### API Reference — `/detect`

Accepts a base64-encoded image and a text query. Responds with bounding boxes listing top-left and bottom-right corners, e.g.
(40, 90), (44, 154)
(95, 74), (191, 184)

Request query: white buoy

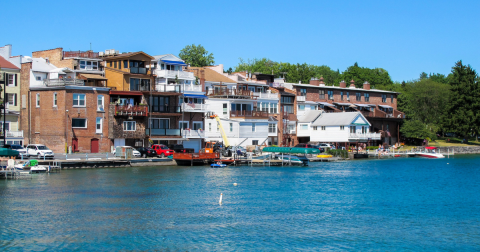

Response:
(233, 183), (237, 186)
(219, 193), (223, 205)
(447, 163), (449, 164)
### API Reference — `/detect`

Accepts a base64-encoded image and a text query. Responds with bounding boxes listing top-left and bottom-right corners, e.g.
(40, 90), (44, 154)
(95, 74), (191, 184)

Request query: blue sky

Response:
(3, 0), (479, 82)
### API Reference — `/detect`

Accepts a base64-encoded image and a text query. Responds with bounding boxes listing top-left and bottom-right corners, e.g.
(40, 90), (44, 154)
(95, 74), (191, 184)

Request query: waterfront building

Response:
(20, 48), (110, 153)
(0, 45), (23, 146)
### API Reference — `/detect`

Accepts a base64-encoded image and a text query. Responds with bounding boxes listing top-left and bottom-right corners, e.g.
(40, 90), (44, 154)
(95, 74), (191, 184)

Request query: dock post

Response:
(86, 153), (88, 161)
(106, 152), (108, 159)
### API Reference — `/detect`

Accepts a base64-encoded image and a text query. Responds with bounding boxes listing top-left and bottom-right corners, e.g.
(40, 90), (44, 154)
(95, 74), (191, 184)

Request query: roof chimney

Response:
(349, 79), (355, 88)
(363, 81), (370, 90)
(309, 77), (319, 86)
(319, 76), (325, 86)
(339, 80), (346, 88)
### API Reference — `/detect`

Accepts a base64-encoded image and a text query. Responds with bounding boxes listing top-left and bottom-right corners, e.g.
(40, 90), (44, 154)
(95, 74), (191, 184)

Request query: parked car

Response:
(26, 144), (54, 158)
(295, 143), (317, 148)
(151, 144), (174, 158)
(318, 143), (335, 149)
(4, 144), (29, 157)
(168, 144), (195, 153)
(136, 147), (157, 158)
(112, 146), (141, 157)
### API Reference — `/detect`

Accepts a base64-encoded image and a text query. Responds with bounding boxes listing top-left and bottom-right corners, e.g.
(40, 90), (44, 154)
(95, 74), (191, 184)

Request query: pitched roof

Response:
(297, 110), (323, 123)
(31, 58), (57, 72)
(188, 67), (237, 83)
(103, 51), (154, 60)
(0, 55), (19, 70)
(152, 54), (183, 62)
(311, 112), (370, 126)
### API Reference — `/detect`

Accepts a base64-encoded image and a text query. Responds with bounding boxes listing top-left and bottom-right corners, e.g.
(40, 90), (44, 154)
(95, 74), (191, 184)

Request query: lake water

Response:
(1, 155), (480, 251)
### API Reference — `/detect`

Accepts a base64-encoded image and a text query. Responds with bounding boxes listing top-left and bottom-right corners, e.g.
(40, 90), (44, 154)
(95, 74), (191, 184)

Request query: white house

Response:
(310, 112), (381, 144)
(296, 110), (323, 143)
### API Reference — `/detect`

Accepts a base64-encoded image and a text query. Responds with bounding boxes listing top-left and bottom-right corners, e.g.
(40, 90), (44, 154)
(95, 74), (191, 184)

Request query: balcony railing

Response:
(146, 128), (181, 136)
(130, 67), (147, 74)
(151, 106), (181, 113)
(184, 85), (202, 92)
(182, 129), (206, 138)
(230, 110), (269, 119)
(44, 79), (85, 87)
(63, 50), (99, 58)
(349, 133), (381, 140)
(0, 130), (24, 138)
(155, 69), (194, 79)
(115, 105), (148, 116)
(181, 103), (209, 112)
(207, 89), (252, 97)
(269, 82), (294, 89)
(155, 84), (182, 93)
(252, 92), (279, 99)
(297, 96), (306, 102)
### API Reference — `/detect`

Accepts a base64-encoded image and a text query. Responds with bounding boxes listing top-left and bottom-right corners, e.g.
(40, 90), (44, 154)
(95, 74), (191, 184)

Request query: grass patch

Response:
(429, 137), (480, 147)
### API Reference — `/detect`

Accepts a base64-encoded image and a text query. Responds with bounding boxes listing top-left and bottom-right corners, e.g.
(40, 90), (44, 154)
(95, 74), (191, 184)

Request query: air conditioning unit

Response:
(99, 51), (104, 56)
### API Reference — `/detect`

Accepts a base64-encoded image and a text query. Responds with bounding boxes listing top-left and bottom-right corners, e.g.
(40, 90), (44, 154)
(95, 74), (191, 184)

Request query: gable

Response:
(158, 54), (183, 62)
(352, 114), (370, 126)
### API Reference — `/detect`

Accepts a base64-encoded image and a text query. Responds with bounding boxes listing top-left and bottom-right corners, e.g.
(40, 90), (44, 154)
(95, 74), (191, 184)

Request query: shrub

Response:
(366, 146), (379, 150)
(327, 149), (348, 158)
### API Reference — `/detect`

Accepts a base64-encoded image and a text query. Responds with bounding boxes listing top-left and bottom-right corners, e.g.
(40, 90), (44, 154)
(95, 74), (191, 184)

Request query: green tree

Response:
(400, 120), (437, 140)
(443, 61), (480, 142)
(179, 44), (214, 67)
(336, 63), (393, 88)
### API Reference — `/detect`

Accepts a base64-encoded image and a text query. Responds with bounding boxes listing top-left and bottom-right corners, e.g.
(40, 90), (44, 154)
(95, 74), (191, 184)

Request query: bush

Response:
(366, 146), (379, 150)
(327, 149), (348, 158)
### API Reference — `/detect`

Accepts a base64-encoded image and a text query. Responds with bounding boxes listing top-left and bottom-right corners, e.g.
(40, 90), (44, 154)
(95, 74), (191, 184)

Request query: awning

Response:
(319, 102), (335, 107)
(162, 60), (187, 66)
(355, 104), (371, 107)
(182, 94), (207, 98)
(379, 105), (393, 109)
(150, 138), (188, 141)
(425, 146), (437, 150)
(334, 102), (354, 106)
(298, 101), (318, 105)
(80, 74), (108, 80)
(262, 147), (320, 154)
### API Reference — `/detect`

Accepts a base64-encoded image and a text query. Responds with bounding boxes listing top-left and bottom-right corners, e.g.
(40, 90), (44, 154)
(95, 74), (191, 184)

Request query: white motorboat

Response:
(14, 160), (48, 173)
(416, 147), (445, 158)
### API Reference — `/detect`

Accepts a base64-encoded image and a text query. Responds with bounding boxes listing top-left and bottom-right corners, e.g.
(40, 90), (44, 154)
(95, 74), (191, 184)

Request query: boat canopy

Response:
(425, 147), (437, 150)
(262, 147), (320, 154)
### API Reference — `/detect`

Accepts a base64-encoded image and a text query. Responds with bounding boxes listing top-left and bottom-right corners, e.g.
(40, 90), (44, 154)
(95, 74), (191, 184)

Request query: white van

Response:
(26, 144), (54, 158)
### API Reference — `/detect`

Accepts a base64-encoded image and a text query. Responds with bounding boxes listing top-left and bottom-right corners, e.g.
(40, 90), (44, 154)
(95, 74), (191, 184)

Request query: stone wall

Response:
(434, 146), (480, 154)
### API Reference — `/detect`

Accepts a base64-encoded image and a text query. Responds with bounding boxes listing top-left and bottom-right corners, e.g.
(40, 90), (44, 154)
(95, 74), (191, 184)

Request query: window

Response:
(209, 122), (212, 131)
(350, 126), (356, 134)
(321, 126), (326, 130)
(252, 123), (256, 132)
(356, 92), (361, 101)
(124, 60), (128, 68)
(73, 94), (86, 107)
(179, 121), (188, 129)
(151, 96), (170, 112)
(96, 117), (102, 133)
(93, 62), (98, 70)
(364, 93), (370, 102)
(300, 88), (307, 96)
(281, 96), (294, 104)
(123, 121), (136, 131)
(327, 90), (333, 100)
(391, 95), (394, 103)
(36, 93), (40, 107)
(269, 124), (276, 133)
(109, 61), (112, 67)
(223, 103), (227, 115)
(53, 92), (57, 107)
(362, 126), (366, 134)
(346, 92), (350, 101)
(341, 91), (343, 101)
(8, 74), (15, 86)
(97, 95), (104, 111)
(229, 123), (233, 132)
(313, 126), (318, 131)
(252, 140), (259, 145)
(114, 61), (117, 68)
(118, 61), (121, 69)
(72, 118), (87, 128)
(0, 122), (10, 132)
(7, 93), (16, 106)
(193, 122), (202, 130)
(270, 103), (277, 114)
(301, 124), (308, 130)
(319, 90), (325, 99)
(80, 60), (86, 69)
(382, 94), (387, 103)
(283, 105), (294, 114)
(299, 105), (305, 111)
(340, 126), (345, 130)
(36, 76), (41, 81)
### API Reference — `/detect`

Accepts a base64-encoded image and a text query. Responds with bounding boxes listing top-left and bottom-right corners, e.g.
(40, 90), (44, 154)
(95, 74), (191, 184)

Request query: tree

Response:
(442, 61), (480, 142)
(400, 120), (437, 140)
(179, 44), (214, 67)
(336, 63), (393, 88)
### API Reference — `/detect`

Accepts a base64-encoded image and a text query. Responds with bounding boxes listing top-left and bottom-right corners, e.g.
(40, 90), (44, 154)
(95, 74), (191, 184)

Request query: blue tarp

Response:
(162, 60), (187, 66)
(183, 94), (207, 98)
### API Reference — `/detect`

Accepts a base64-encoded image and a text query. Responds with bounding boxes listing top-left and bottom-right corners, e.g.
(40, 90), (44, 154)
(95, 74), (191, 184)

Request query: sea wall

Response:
(433, 146), (480, 155)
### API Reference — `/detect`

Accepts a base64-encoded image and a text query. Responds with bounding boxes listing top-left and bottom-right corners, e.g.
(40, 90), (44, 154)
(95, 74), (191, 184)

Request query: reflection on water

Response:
(1, 156), (480, 250)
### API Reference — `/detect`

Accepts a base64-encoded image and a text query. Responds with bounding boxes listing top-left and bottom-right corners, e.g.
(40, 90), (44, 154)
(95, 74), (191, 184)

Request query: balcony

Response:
(115, 105), (148, 117)
(63, 50), (99, 59)
(44, 79), (84, 87)
(146, 128), (181, 136)
(0, 130), (23, 138)
(181, 103), (209, 112)
(282, 112), (297, 121)
(252, 92), (279, 99)
(207, 89), (252, 98)
(230, 110), (269, 119)
(155, 84), (182, 93)
(182, 129), (206, 138)
(130, 67), (147, 74)
(184, 85), (202, 92)
(155, 69), (194, 79)
(349, 133), (381, 140)
(297, 96), (306, 102)
(151, 106), (181, 114)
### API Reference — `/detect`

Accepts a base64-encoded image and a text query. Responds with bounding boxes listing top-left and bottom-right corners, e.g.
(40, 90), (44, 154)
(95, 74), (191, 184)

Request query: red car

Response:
(151, 144), (173, 158)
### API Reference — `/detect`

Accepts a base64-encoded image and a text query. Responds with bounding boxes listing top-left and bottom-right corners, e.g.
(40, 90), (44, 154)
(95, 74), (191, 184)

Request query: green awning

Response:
(262, 147), (320, 154)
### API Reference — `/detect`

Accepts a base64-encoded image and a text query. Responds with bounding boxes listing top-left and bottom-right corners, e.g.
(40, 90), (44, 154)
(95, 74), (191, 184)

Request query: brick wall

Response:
(31, 48), (75, 69)
(20, 62), (32, 145)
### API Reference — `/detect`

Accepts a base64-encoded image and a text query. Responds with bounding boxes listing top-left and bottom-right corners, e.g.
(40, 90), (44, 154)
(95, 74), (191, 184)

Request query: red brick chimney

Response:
(363, 81), (370, 90)
(319, 76), (325, 86)
(309, 78), (320, 86)
(339, 80), (346, 88)
(349, 79), (355, 88)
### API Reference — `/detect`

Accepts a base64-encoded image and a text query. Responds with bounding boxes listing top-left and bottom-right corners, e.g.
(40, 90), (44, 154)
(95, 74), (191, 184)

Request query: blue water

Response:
(1, 156), (480, 251)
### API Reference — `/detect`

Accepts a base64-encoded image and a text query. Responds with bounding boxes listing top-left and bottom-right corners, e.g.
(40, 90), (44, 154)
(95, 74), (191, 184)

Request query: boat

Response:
(14, 160), (48, 173)
(416, 147), (445, 158)
(317, 154), (333, 158)
(211, 162), (227, 168)
(275, 154), (309, 166)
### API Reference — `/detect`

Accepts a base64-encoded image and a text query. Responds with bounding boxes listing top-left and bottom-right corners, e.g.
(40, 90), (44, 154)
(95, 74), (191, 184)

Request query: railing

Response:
(130, 67), (147, 74)
(207, 89), (252, 97)
(151, 106), (181, 113)
(63, 51), (99, 58)
(0, 130), (24, 138)
(155, 69), (194, 79)
(286, 129), (296, 134)
(155, 84), (182, 93)
(297, 96), (306, 102)
(269, 82), (293, 89)
(252, 92), (279, 99)
(349, 133), (381, 140)
(182, 129), (206, 138)
(131, 84), (151, 91)
(392, 109), (405, 119)
(115, 105), (148, 116)
(44, 79), (85, 87)
(181, 103), (209, 111)
(230, 110), (269, 119)
(360, 110), (375, 117)
(146, 128), (181, 136)
(184, 85), (202, 92)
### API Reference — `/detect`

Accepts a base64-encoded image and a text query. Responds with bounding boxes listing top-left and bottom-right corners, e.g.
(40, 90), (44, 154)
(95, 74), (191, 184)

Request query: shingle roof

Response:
(312, 112), (367, 126)
(0, 55), (19, 70)
(297, 110), (323, 123)
(103, 51), (154, 60)
(188, 67), (237, 83)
